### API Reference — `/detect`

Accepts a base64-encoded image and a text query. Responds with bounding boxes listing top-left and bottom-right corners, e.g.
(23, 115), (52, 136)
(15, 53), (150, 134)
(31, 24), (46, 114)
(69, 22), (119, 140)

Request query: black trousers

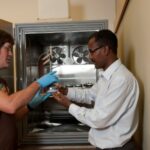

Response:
(96, 139), (136, 150)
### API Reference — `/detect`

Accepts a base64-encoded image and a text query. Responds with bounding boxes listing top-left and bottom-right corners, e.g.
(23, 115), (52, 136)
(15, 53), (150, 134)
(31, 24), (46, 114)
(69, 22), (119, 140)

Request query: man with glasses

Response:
(53, 29), (139, 150)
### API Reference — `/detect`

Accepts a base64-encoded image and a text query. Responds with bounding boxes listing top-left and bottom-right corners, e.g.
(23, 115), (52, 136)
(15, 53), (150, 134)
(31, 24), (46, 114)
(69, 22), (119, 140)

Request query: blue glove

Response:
(36, 71), (59, 88)
(27, 89), (52, 110)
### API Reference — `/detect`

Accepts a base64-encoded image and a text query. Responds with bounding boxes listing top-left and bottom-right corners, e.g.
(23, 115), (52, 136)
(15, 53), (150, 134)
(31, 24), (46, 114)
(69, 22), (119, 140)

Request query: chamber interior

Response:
(25, 31), (96, 134)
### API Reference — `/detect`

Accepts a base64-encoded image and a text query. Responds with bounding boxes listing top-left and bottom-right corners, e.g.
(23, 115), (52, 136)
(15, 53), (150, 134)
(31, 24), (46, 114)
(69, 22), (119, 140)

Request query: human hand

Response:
(27, 89), (51, 110)
(54, 83), (68, 95)
(52, 92), (71, 108)
(36, 71), (59, 88)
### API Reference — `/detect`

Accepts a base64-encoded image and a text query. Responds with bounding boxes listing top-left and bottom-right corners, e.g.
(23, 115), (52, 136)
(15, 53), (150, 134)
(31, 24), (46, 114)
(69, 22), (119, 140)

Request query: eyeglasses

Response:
(2, 45), (12, 52)
(88, 45), (104, 53)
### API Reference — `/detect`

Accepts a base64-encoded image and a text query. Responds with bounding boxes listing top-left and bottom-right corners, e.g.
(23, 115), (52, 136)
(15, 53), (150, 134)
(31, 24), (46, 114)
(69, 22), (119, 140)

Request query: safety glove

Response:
(27, 88), (51, 110)
(36, 71), (59, 88)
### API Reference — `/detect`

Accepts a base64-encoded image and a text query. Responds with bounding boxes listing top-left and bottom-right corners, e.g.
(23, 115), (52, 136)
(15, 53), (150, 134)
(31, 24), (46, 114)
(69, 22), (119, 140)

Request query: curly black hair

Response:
(89, 29), (118, 54)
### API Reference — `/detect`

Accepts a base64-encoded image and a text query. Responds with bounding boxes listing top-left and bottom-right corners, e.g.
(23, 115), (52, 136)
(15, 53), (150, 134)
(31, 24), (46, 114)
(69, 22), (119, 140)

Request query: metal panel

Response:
(15, 20), (108, 145)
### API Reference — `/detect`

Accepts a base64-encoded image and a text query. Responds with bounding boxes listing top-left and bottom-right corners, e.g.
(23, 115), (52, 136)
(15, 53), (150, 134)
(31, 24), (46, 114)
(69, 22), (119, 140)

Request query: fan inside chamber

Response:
(51, 46), (66, 65)
(72, 46), (90, 64)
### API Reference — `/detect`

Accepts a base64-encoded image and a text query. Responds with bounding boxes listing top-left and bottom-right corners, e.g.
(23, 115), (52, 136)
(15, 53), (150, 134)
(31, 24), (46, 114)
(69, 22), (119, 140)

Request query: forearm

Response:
(6, 82), (40, 113)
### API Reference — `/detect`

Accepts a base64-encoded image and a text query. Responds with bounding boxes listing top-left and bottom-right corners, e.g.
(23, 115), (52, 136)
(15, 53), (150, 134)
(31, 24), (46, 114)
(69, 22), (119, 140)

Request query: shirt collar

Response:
(100, 59), (121, 80)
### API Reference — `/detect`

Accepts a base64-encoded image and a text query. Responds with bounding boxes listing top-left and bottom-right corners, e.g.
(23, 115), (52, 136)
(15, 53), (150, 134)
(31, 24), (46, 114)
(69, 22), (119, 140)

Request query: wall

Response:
(116, 0), (150, 149)
(0, 0), (115, 30)
(69, 0), (115, 29)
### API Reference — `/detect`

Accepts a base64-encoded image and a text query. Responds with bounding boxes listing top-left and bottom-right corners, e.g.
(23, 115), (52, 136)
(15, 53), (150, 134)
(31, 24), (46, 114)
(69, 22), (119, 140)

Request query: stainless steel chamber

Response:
(15, 20), (108, 146)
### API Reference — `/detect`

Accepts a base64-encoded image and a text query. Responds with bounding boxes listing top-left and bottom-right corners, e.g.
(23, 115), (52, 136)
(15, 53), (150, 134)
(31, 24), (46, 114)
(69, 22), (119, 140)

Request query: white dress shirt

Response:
(67, 59), (139, 149)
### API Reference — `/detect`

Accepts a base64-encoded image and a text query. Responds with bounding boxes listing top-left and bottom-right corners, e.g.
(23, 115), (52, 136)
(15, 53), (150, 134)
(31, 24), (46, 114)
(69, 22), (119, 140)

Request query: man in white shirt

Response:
(53, 29), (139, 150)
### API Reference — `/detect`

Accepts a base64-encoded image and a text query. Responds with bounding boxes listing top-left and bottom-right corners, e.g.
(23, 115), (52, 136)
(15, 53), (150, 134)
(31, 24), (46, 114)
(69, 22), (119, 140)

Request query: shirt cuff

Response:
(67, 88), (75, 99)
(68, 103), (79, 116)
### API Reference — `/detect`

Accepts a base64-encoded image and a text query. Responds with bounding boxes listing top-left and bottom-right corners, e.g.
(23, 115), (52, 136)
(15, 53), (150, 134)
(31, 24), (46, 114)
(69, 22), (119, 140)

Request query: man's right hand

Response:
(54, 83), (68, 95)
(53, 92), (71, 108)
(36, 71), (59, 88)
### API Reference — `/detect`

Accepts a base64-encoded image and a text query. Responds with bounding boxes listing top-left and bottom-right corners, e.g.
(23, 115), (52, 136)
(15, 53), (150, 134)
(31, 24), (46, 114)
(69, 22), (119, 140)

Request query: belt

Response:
(96, 138), (136, 150)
